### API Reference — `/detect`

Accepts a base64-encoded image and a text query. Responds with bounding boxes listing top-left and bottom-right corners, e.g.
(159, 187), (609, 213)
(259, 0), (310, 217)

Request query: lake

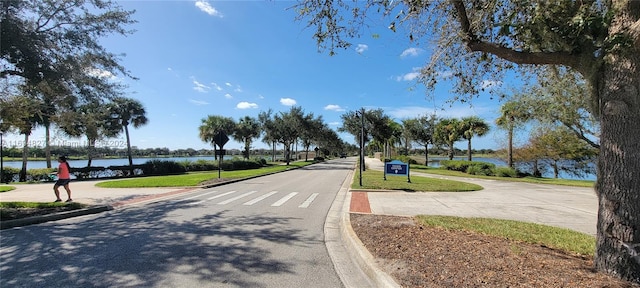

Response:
(2, 155), (596, 181)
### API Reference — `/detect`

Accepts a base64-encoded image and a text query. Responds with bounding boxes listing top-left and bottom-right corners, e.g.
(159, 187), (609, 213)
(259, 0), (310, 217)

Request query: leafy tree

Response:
(298, 113), (325, 161)
(198, 115), (236, 160)
(258, 109), (278, 162)
(434, 118), (463, 160)
(233, 116), (261, 159)
(271, 107), (303, 165)
(403, 115), (437, 165)
(460, 116), (490, 161)
(0, 95), (42, 181)
(106, 97), (148, 175)
(517, 69), (600, 149)
(528, 125), (598, 179)
(57, 100), (120, 167)
(295, 1), (640, 279)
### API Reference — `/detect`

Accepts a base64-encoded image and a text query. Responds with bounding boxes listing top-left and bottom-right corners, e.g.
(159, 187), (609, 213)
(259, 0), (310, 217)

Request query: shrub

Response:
(466, 165), (493, 176)
(494, 167), (518, 178)
(1, 167), (20, 183)
(70, 166), (108, 179)
(441, 160), (496, 174)
(142, 160), (187, 175)
(393, 155), (418, 165)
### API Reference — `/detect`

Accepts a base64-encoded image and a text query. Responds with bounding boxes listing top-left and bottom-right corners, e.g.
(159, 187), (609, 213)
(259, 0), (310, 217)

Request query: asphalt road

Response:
(0, 159), (356, 287)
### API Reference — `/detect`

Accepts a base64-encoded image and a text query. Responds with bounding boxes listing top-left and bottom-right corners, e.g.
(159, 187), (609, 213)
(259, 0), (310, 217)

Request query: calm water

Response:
(427, 157), (597, 181)
(2, 156), (596, 181)
(2, 156), (237, 170)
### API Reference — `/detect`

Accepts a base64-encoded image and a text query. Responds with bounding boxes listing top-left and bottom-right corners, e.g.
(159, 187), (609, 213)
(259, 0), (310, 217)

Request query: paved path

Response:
(357, 157), (598, 235)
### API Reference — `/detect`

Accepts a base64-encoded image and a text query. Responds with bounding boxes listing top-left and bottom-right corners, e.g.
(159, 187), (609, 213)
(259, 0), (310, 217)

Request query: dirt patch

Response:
(350, 213), (640, 288)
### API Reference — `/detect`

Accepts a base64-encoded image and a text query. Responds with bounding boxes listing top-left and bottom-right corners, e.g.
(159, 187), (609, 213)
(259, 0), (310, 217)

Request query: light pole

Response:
(1, 131), (3, 184)
(355, 108), (365, 186)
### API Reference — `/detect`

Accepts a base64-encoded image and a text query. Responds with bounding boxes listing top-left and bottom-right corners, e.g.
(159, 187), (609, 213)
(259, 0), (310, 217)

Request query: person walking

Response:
(54, 156), (72, 202)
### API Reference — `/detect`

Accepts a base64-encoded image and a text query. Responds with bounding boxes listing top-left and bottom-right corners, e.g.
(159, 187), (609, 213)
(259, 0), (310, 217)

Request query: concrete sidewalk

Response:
(359, 157), (598, 235)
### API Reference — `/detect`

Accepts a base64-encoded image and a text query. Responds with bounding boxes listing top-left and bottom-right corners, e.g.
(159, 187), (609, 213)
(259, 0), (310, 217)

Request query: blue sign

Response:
(385, 160), (408, 176)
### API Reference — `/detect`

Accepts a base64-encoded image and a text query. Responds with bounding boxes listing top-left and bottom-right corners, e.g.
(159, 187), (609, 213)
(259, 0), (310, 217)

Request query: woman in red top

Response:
(54, 156), (72, 202)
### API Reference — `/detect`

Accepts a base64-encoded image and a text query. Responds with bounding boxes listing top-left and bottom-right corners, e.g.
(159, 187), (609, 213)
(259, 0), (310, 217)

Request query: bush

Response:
(392, 155), (418, 165)
(466, 165), (493, 176)
(494, 167), (518, 178)
(441, 160), (496, 174)
(1, 167), (20, 183)
(313, 157), (325, 162)
(142, 160), (187, 175)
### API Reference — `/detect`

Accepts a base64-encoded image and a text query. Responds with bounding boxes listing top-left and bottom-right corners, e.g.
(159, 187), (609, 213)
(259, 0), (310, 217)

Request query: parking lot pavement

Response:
(360, 157), (598, 235)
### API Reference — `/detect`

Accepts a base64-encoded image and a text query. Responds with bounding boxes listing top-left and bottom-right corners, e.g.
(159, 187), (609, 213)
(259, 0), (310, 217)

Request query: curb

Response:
(1, 205), (113, 230)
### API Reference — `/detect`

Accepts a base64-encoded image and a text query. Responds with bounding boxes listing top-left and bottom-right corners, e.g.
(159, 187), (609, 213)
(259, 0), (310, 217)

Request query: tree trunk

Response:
(87, 138), (95, 167)
(552, 160), (559, 179)
(19, 133), (29, 182)
(424, 144), (429, 166)
(45, 124), (51, 168)
(467, 138), (472, 161)
(507, 126), (514, 168)
(124, 125), (134, 176)
(594, 7), (640, 281)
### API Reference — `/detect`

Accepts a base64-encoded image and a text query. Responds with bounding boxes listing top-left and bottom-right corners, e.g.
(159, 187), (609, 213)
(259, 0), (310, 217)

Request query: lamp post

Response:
(1, 131), (3, 184)
(355, 108), (365, 186)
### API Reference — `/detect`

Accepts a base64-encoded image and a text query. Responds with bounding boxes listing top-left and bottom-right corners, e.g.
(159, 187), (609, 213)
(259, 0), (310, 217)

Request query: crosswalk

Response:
(177, 190), (321, 209)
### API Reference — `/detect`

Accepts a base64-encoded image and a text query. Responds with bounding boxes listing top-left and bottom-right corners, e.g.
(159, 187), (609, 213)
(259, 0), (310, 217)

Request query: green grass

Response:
(416, 215), (596, 256)
(0, 186), (16, 192)
(352, 168), (482, 191)
(410, 165), (595, 188)
(96, 161), (314, 188)
(0, 201), (86, 209)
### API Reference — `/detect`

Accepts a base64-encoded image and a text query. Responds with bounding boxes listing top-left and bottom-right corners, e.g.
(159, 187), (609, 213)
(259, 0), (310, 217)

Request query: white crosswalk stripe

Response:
(271, 192), (298, 207)
(298, 193), (319, 208)
(184, 190), (319, 208)
(217, 191), (257, 205)
(243, 191), (278, 205)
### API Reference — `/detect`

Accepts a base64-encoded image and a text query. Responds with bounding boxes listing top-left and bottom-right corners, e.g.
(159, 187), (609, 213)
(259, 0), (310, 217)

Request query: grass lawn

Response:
(96, 161), (314, 188)
(0, 186), (16, 192)
(417, 215), (595, 256)
(410, 165), (595, 188)
(352, 168), (482, 191)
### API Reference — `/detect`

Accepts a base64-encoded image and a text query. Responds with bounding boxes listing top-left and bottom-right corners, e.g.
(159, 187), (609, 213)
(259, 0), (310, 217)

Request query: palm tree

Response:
(258, 110), (277, 162)
(198, 115), (236, 160)
(460, 116), (490, 161)
(496, 100), (531, 168)
(233, 116), (261, 159)
(403, 115), (437, 165)
(106, 97), (148, 175)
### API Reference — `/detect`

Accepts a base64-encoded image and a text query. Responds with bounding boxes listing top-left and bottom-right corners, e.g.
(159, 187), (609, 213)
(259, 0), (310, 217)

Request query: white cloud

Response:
(280, 98), (297, 106)
(237, 102), (258, 109)
(225, 82), (232, 87)
(328, 121), (341, 126)
(224, 93), (233, 99)
(189, 99), (209, 106)
(211, 82), (223, 91)
(396, 67), (422, 81)
(324, 104), (345, 112)
(86, 68), (115, 79)
(355, 44), (368, 54)
(195, 1), (223, 17)
(388, 105), (493, 120)
(400, 48), (422, 58)
(258, 94), (265, 99)
(192, 80), (210, 93)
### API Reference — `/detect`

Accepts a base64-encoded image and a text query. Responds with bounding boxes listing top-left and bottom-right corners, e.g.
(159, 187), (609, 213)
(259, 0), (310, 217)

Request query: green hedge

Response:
(440, 160), (496, 174)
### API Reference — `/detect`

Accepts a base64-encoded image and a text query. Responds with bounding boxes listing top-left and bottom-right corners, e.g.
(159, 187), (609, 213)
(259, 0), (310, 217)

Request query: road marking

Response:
(243, 191), (278, 205)
(218, 191), (257, 205)
(298, 193), (319, 208)
(271, 192), (298, 207)
(180, 191), (218, 201)
(189, 191), (236, 205)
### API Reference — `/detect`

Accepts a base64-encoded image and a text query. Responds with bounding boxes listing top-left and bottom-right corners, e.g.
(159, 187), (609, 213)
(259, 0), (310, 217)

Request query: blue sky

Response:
(5, 1), (511, 151)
